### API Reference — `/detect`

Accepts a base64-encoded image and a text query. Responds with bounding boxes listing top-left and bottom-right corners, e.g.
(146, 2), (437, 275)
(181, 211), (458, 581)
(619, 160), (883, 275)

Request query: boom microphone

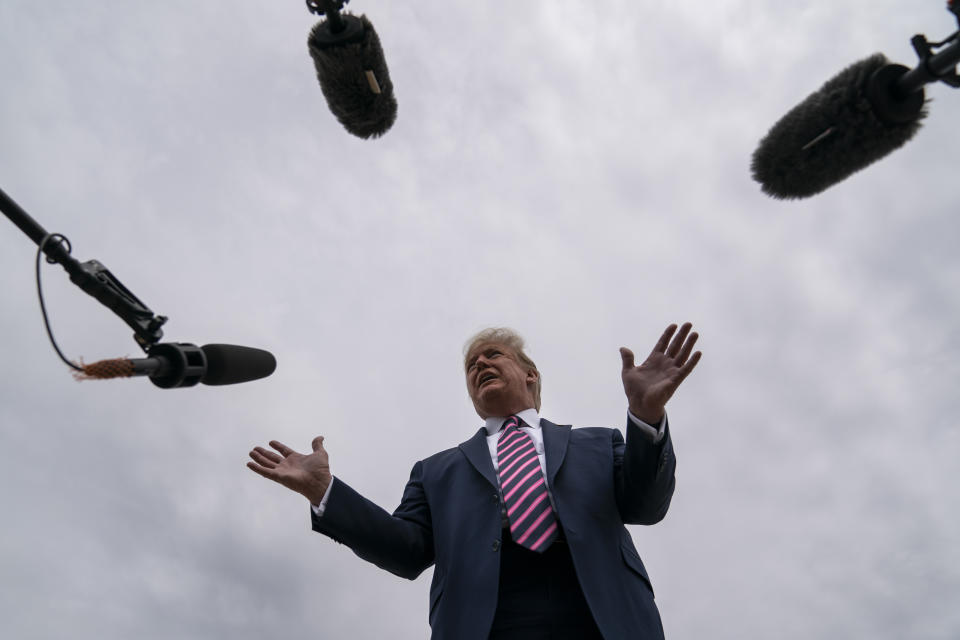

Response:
(751, 3), (960, 200)
(78, 343), (277, 389)
(306, 0), (396, 139)
(2, 188), (278, 389)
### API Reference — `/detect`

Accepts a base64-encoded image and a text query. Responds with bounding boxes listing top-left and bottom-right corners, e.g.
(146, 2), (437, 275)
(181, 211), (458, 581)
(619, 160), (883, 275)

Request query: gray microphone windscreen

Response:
(308, 13), (397, 139)
(751, 53), (926, 200)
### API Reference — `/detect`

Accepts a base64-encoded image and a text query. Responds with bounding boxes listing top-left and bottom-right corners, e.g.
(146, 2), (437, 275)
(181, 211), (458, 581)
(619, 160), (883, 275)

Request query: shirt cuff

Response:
(627, 410), (666, 443)
(310, 476), (335, 516)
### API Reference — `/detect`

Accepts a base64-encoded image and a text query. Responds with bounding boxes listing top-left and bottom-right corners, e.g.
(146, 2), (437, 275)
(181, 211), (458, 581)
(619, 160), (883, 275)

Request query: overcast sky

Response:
(1, 1), (958, 639)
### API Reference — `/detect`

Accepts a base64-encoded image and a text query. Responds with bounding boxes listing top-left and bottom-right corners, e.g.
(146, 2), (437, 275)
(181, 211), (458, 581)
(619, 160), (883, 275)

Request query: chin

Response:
(471, 397), (499, 419)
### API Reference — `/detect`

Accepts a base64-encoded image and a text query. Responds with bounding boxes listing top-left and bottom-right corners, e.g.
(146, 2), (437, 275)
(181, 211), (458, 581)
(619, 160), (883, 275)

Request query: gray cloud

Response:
(2, 1), (958, 639)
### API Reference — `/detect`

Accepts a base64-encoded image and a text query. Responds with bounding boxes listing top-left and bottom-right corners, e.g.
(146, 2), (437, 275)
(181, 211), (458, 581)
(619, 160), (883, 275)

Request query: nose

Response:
(473, 357), (493, 378)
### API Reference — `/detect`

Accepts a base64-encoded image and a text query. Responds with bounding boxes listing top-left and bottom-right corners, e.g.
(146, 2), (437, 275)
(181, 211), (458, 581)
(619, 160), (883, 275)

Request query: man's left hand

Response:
(620, 322), (702, 424)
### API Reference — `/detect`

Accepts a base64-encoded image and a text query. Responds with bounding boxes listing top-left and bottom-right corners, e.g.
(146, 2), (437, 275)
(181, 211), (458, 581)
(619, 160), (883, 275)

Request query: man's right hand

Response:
(247, 436), (332, 505)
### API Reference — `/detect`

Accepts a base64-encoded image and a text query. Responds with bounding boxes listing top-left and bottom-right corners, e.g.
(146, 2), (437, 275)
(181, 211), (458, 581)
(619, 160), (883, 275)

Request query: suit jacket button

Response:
(492, 541), (501, 551)
(492, 493), (499, 503)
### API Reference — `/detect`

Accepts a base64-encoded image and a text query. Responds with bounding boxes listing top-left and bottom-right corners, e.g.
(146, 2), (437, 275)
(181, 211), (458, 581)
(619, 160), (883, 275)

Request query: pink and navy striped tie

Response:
(497, 416), (558, 553)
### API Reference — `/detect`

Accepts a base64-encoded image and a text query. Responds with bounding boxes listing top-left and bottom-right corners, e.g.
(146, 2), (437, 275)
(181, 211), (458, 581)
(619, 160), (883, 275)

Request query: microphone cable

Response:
(35, 232), (85, 374)
(36, 232), (142, 381)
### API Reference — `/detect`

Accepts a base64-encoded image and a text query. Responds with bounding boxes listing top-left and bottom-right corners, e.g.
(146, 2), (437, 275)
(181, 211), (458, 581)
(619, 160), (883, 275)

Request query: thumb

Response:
(619, 347), (635, 371)
(312, 436), (326, 453)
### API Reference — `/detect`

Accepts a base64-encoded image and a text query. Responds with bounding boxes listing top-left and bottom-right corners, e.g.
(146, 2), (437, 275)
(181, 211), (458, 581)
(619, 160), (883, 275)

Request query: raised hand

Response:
(620, 322), (702, 424)
(247, 436), (332, 505)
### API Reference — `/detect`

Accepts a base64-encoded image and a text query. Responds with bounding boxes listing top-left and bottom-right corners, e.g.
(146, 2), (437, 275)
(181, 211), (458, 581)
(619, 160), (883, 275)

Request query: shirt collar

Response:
(483, 408), (541, 436)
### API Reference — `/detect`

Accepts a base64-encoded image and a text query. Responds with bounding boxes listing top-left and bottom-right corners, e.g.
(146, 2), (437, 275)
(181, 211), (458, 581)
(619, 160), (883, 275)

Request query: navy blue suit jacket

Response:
(312, 417), (676, 640)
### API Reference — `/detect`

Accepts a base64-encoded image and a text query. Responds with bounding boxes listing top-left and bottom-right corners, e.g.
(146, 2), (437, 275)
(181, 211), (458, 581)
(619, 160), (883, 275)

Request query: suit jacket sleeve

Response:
(311, 460), (435, 580)
(614, 417), (676, 525)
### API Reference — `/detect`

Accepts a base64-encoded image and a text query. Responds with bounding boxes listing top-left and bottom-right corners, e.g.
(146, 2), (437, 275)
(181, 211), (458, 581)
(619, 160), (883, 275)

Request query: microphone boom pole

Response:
(899, 32), (960, 95)
(0, 186), (166, 348)
(868, 30), (960, 125)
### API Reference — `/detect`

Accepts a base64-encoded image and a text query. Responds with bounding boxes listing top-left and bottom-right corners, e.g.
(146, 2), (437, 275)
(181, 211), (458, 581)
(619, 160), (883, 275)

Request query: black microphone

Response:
(1, 188), (278, 389)
(751, 5), (960, 200)
(79, 343), (277, 389)
(306, 0), (396, 139)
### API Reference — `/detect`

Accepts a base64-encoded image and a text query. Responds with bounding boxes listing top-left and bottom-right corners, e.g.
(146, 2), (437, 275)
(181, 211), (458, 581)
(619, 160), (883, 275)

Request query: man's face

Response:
(465, 341), (538, 419)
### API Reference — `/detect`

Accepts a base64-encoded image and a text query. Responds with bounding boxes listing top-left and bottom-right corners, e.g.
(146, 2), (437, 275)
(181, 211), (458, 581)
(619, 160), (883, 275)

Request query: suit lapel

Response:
(458, 427), (498, 489)
(541, 419), (571, 486)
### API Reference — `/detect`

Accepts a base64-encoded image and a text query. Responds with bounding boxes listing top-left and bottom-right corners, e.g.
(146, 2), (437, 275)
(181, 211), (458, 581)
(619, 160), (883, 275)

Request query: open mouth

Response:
(478, 372), (498, 388)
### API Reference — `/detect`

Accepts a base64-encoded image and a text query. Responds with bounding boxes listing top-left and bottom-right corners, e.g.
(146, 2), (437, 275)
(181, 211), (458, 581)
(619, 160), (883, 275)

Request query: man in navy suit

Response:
(248, 322), (701, 639)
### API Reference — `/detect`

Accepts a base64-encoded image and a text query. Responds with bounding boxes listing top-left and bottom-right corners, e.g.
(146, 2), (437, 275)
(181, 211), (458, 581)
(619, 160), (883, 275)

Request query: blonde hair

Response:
(463, 327), (541, 410)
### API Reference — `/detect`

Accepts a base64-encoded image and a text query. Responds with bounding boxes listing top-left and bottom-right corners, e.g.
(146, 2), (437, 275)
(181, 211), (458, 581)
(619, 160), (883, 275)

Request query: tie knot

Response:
(500, 415), (520, 433)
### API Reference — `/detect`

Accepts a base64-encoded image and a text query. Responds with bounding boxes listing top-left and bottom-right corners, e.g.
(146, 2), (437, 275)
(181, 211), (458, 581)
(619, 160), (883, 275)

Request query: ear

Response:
(526, 368), (539, 385)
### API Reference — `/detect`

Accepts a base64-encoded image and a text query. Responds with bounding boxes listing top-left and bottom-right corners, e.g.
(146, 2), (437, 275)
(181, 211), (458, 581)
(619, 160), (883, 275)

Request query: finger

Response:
(665, 322), (692, 358)
(675, 331), (699, 365)
(619, 347), (635, 372)
(650, 324), (678, 356)
(247, 461), (281, 481)
(312, 436), (326, 453)
(269, 440), (296, 457)
(675, 350), (702, 383)
(249, 449), (279, 469)
(253, 446), (283, 464)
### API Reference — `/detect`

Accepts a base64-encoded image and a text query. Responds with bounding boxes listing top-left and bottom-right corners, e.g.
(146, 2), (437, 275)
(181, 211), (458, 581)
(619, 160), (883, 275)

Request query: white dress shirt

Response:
(313, 408), (664, 515)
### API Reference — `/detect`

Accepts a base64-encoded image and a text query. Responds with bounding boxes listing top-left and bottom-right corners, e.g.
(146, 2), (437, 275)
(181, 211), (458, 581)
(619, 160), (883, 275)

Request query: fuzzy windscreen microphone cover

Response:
(751, 53), (927, 200)
(308, 14), (397, 139)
